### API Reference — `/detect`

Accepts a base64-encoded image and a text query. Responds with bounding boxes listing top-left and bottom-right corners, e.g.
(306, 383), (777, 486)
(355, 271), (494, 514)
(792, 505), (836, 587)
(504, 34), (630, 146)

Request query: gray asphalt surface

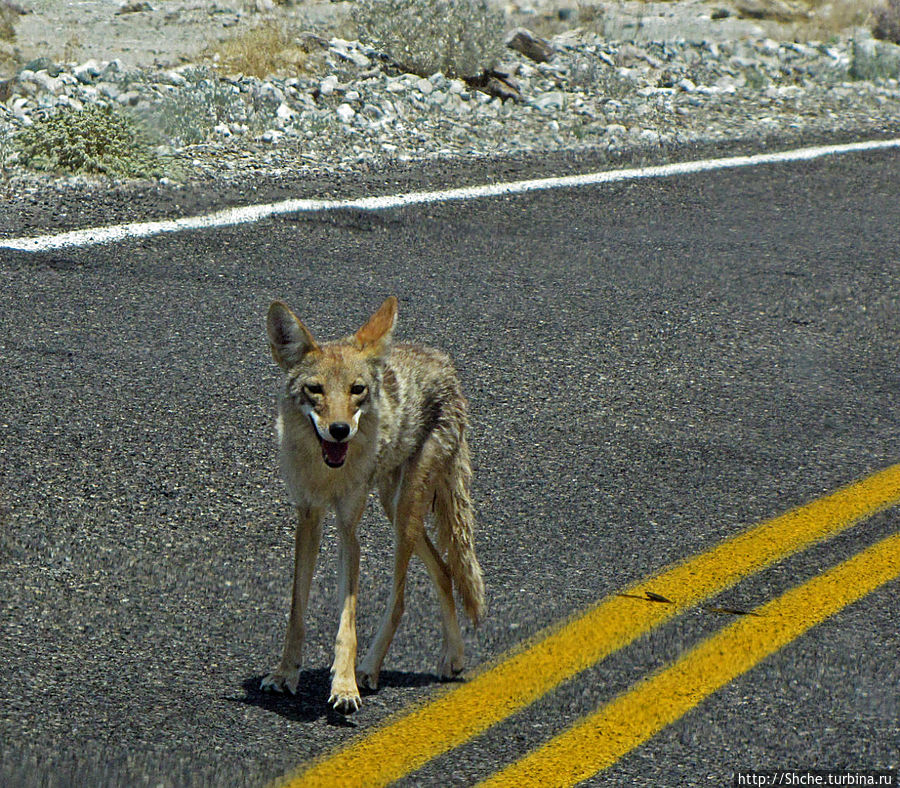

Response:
(1, 143), (899, 787)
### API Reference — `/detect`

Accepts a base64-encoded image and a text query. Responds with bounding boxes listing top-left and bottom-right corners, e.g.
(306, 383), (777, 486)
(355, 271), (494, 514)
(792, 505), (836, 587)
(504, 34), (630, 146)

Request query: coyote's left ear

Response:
(355, 296), (398, 358)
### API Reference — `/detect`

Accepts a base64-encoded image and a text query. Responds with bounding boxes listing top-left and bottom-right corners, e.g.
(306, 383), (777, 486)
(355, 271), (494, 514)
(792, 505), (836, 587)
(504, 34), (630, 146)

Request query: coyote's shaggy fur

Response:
(260, 296), (484, 713)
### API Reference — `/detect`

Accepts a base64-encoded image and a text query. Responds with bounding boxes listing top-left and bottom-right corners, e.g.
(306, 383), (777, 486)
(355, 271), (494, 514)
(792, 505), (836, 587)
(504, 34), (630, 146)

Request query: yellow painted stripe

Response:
(480, 530), (900, 787)
(274, 465), (900, 788)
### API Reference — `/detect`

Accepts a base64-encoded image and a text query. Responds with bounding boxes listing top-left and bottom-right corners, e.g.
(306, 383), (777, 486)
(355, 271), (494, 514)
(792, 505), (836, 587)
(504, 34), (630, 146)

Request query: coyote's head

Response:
(266, 297), (397, 469)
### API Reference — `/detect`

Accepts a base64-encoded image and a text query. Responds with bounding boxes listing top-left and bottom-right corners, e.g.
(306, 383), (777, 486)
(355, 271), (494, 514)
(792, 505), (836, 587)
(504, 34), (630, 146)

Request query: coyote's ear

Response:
(355, 296), (398, 357)
(267, 301), (319, 371)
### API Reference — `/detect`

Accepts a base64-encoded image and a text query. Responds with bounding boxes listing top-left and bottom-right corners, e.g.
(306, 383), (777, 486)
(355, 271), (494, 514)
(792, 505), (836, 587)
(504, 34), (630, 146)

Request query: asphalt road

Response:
(1, 144), (898, 787)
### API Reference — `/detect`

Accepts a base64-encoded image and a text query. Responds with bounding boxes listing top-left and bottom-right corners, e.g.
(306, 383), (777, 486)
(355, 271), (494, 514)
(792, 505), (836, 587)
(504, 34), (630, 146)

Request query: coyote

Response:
(260, 296), (485, 714)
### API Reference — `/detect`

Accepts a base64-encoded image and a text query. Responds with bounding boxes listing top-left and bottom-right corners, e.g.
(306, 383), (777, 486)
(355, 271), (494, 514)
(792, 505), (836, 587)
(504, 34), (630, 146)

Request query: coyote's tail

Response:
(434, 434), (485, 626)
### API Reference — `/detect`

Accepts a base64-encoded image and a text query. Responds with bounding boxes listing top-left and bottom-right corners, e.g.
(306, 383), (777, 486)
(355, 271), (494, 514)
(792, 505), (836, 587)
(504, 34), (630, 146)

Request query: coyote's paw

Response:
(356, 660), (380, 691)
(328, 676), (361, 714)
(437, 644), (465, 681)
(260, 665), (301, 695)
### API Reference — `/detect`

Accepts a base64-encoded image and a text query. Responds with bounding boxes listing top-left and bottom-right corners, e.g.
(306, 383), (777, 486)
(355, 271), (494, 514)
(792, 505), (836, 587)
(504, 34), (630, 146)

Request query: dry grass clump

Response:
(1, 0), (20, 41)
(205, 20), (309, 77)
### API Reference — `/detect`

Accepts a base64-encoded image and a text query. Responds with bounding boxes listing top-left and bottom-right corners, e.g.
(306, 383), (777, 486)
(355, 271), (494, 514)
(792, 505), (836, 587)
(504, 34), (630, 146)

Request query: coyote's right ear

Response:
(267, 301), (319, 371)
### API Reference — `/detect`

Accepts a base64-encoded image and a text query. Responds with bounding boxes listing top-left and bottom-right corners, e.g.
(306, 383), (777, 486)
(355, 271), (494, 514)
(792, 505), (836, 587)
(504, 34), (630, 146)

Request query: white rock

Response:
(213, 123), (232, 136)
(12, 96), (31, 115)
(97, 83), (120, 100)
(765, 84), (803, 98)
(715, 75), (738, 93)
(102, 59), (125, 78)
(73, 60), (101, 84)
(276, 101), (295, 121)
(329, 38), (371, 68)
(535, 91), (565, 111)
(116, 91), (140, 106)
(416, 78), (433, 95)
(160, 70), (187, 86)
(31, 71), (63, 94)
(56, 95), (83, 111)
(319, 75), (339, 96)
(336, 103), (355, 122)
(258, 82), (284, 103)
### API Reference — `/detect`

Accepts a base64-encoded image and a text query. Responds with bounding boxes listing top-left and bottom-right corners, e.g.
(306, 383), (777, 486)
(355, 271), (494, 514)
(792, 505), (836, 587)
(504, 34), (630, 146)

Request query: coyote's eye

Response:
(304, 383), (324, 396)
(350, 383), (366, 396)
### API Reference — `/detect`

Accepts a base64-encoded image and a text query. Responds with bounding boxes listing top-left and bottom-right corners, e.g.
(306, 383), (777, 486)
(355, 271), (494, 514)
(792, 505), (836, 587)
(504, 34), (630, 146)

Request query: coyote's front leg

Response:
(328, 493), (366, 714)
(261, 505), (323, 694)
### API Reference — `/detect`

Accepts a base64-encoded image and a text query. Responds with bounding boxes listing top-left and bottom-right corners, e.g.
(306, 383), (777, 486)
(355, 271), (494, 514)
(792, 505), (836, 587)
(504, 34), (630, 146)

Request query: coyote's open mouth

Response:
(321, 439), (348, 468)
(309, 415), (349, 468)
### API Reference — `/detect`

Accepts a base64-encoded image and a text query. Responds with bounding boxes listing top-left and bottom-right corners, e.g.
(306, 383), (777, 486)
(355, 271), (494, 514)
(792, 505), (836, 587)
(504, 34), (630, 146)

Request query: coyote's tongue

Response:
(322, 440), (348, 468)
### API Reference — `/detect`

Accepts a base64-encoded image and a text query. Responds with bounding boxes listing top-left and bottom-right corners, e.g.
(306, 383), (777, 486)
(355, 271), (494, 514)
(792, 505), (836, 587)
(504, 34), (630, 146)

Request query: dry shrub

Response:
(353, 0), (506, 78)
(1, 0), (19, 42)
(872, 0), (900, 43)
(790, 0), (882, 40)
(207, 20), (308, 78)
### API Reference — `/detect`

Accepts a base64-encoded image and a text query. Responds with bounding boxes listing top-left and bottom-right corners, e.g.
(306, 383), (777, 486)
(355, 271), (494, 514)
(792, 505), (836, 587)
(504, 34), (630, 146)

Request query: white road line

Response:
(2, 137), (899, 253)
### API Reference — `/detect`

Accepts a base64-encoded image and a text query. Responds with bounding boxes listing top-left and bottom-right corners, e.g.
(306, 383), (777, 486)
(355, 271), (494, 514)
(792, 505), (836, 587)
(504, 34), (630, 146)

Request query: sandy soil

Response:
(10, 0), (350, 70)
(6, 0), (796, 74)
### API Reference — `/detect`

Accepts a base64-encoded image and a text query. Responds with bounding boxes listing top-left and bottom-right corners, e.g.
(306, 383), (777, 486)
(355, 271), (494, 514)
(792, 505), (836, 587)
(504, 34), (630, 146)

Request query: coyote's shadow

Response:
(229, 669), (440, 727)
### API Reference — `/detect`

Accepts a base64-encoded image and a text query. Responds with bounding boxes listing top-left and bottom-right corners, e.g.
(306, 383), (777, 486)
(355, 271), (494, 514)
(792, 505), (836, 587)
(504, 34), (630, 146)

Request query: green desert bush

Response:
(849, 35), (900, 80)
(352, 0), (506, 78)
(135, 67), (276, 145)
(15, 104), (164, 178)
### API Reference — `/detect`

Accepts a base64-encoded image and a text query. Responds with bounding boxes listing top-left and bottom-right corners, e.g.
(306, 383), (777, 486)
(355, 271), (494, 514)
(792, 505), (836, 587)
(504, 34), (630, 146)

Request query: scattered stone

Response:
(159, 70), (187, 86)
(506, 28), (554, 63)
(116, 90), (140, 106)
(22, 57), (60, 77)
(735, 0), (810, 24)
(329, 38), (371, 69)
(465, 69), (521, 101)
(73, 60), (102, 83)
(275, 101), (295, 123)
(318, 74), (339, 96)
(30, 71), (63, 93)
(260, 129), (283, 144)
(116, 1), (153, 14)
(297, 32), (329, 53)
(535, 90), (565, 111)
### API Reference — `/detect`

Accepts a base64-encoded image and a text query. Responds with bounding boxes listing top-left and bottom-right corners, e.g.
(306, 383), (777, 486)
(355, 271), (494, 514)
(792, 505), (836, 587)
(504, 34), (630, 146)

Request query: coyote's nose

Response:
(329, 422), (351, 442)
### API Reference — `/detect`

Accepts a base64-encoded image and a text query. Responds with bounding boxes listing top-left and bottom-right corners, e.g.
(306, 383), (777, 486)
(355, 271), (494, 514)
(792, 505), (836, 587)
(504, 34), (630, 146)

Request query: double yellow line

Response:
(276, 465), (900, 787)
